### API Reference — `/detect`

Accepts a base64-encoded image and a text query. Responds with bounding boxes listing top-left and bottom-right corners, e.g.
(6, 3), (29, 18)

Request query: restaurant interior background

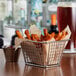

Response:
(0, 0), (76, 53)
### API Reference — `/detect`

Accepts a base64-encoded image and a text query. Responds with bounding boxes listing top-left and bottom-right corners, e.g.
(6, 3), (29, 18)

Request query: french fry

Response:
(40, 34), (44, 41)
(31, 34), (40, 41)
(66, 31), (68, 35)
(16, 30), (23, 39)
(59, 31), (67, 40)
(25, 30), (31, 40)
(43, 32), (55, 41)
(54, 33), (61, 41)
(44, 34), (52, 41)
(34, 34), (40, 41)
(31, 34), (35, 41)
(43, 29), (48, 37)
(50, 32), (55, 37)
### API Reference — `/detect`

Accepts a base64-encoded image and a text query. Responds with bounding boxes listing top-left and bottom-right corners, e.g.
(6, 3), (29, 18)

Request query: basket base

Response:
(25, 62), (60, 68)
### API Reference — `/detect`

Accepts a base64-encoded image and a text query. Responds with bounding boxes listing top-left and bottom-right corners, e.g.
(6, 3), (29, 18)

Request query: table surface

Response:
(0, 49), (76, 76)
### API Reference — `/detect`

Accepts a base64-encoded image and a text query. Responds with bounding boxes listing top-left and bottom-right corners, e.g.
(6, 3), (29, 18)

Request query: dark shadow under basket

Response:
(3, 47), (21, 62)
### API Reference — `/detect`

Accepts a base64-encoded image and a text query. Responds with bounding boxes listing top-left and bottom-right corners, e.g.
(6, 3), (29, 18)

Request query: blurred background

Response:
(0, 0), (62, 35)
(0, 0), (76, 52)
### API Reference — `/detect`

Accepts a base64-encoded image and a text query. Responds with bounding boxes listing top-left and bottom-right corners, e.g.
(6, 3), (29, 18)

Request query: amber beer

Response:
(57, 2), (76, 49)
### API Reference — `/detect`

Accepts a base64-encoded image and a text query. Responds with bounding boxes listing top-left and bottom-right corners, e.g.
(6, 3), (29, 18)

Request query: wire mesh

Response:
(21, 40), (69, 67)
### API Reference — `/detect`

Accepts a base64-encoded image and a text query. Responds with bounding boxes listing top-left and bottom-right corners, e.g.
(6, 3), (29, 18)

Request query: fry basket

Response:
(3, 47), (21, 62)
(21, 39), (69, 68)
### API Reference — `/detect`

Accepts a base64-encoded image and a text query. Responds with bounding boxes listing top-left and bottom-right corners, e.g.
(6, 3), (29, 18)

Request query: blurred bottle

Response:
(49, 14), (59, 34)
(20, 8), (26, 26)
(0, 38), (3, 48)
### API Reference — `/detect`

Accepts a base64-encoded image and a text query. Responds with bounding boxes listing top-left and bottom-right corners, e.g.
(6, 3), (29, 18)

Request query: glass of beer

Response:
(57, 2), (76, 50)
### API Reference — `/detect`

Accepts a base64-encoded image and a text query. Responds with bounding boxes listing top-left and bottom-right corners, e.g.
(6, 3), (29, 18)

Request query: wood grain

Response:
(0, 49), (76, 76)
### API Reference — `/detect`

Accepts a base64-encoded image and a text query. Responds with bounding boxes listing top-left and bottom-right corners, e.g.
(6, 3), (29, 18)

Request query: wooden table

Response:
(0, 49), (76, 76)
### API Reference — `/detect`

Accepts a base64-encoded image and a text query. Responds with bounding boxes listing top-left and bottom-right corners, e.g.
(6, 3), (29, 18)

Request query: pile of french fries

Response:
(15, 25), (71, 49)
(16, 27), (69, 41)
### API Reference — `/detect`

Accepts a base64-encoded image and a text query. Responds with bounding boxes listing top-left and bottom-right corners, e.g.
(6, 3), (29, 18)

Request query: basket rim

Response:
(22, 39), (70, 44)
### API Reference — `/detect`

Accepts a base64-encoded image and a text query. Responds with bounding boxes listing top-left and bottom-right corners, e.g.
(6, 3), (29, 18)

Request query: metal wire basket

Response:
(21, 39), (69, 68)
